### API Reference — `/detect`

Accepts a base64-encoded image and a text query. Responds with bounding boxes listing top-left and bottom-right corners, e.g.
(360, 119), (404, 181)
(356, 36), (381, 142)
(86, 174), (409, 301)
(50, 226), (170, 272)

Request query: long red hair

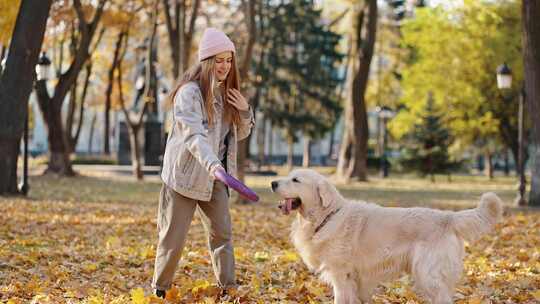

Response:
(169, 54), (241, 127)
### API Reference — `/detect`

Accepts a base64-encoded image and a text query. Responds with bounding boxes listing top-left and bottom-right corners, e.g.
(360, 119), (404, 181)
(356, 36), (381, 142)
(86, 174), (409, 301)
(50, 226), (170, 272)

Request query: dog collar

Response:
(314, 208), (341, 234)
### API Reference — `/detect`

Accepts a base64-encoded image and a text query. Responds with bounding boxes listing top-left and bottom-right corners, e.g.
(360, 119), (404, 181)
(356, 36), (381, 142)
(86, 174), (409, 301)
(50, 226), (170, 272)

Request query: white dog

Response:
(271, 169), (502, 304)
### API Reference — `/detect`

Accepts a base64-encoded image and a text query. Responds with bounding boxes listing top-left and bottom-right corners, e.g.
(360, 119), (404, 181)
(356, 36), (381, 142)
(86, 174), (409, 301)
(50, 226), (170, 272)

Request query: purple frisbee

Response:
(214, 168), (259, 202)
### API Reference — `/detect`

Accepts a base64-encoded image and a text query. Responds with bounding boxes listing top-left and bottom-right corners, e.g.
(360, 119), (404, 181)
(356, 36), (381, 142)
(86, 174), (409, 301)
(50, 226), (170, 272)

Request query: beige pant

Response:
(152, 181), (235, 290)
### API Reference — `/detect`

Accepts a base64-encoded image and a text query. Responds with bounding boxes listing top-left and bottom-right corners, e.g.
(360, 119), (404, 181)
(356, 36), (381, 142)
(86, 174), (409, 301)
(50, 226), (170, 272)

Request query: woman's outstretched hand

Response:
(213, 165), (259, 202)
(227, 89), (249, 111)
(211, 164), (225, 178)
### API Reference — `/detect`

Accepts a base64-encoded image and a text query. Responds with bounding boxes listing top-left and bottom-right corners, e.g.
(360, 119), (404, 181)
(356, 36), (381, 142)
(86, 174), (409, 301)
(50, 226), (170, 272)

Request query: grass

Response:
(0, 168), (538, 303)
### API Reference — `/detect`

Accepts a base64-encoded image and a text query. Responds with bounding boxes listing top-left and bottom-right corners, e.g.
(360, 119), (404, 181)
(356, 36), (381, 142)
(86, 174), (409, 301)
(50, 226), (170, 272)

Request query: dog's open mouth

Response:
(278, 197), (302, 215)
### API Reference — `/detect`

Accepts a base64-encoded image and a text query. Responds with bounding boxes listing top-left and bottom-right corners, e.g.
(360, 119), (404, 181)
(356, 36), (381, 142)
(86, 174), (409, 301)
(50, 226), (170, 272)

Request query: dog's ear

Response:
(317, 180), (336, 208)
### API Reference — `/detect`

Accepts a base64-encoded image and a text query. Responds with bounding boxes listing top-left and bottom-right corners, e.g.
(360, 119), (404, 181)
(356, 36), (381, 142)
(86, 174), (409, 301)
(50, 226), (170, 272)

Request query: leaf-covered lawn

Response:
(0, 172), (539, 303)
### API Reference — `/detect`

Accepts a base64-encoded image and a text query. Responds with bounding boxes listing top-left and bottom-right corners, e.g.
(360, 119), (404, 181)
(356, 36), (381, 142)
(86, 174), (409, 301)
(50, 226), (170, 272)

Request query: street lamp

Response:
(20, 52), (50, 195)
(376, 106), (395, 178)
(496, 63), (527, 206)
(36, 51), (52, 81)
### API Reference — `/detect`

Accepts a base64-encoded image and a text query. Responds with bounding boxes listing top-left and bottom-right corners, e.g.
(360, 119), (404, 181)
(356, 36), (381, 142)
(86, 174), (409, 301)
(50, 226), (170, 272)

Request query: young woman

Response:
(152, 28), (254, 298)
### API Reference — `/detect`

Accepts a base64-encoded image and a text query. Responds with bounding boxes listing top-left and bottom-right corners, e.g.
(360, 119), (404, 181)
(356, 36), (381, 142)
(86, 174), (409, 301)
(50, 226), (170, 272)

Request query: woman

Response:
(152, 28), (254, 298)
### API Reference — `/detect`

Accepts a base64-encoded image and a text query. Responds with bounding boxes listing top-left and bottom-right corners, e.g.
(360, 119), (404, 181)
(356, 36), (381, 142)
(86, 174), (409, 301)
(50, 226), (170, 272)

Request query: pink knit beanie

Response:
(198, 28), (236, 62)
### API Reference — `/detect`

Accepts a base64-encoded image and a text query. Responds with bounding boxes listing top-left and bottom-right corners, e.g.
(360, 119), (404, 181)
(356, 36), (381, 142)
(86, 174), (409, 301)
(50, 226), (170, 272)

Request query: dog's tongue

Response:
(279, 198), (294, 215)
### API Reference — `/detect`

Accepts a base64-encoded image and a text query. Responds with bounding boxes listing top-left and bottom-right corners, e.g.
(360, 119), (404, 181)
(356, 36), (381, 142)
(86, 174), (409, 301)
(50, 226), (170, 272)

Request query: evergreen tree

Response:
(400, 93), (459, 181)
(254, 0), (343, 165)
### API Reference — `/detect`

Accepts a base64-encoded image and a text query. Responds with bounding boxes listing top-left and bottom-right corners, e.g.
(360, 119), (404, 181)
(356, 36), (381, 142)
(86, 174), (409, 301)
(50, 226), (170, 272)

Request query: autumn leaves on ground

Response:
(1, 171), (539, 303)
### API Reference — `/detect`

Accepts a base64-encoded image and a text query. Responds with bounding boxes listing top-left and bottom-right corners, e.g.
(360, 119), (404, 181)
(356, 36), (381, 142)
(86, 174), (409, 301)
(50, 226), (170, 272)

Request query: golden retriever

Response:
(271, 169), (502, 304)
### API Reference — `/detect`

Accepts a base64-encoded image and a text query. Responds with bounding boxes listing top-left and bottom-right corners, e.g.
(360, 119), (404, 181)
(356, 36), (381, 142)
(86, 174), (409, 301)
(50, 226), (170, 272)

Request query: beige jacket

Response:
(161, 81), (254, 201)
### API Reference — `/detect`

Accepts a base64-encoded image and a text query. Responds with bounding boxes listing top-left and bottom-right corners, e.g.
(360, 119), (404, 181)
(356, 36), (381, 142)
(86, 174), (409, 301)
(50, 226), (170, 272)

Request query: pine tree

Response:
(254, 0), (343, 167)
(400, 93), (459, 181)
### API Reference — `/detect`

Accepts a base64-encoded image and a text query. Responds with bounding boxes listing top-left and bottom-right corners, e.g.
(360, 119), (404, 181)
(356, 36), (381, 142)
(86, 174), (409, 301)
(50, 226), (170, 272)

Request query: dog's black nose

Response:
(271, 181), (278, 191)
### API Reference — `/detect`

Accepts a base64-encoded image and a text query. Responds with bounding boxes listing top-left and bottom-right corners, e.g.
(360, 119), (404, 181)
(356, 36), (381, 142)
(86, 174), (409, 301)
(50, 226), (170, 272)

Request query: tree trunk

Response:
(116, 6), (149, 181)
(34, 0), (106, 175)
(268, 120), (273, 168)
(88, 111), (97, 154)
(0, 0), (52, 194)
(104, 95), (111, 154)
(64, 62), (91, 154)
(287, 135), (294, 172)
(65, 82), (78, 154)
(104, 31), (126, 154)
(46, 102), (75, 175)
(504, 148), (510, 176)
(234, 0), (258, 204)
(182, 0), (200, 72)
(485, 150), (494, 180)
(162, 0), (181, 79)
(0, 139), (20, 194)
(256, 115), (266, 169)
(128, 125), (143, 180)
(35, 81), (75, 176)
(337, 1), (377, 182)
(303, 136), (311, 168)
(71, 62), (92, 151)
(522, 0), (540, 206)
(499, 116), (521, 175)
(162, 0), (200, 79)
(327, 124), (336, 161)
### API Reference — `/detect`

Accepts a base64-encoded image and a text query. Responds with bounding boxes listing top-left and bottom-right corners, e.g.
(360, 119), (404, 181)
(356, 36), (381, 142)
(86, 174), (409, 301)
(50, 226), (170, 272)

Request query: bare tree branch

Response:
(328, 8), (350, 28)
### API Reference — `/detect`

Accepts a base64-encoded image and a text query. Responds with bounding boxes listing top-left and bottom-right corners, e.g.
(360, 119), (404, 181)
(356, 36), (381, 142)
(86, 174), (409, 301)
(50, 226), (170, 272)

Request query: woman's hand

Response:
(227, 89), (249, 111)
(210, 164), (225, 178)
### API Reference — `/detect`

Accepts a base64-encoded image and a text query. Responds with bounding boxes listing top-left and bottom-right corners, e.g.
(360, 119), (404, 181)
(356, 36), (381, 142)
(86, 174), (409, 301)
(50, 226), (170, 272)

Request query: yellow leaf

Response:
(306, 283), (326, 298)
(467, 296), (483, 304)
(515, 214), (526, 223)
(251, 275), (261, 293)
(254, 251), (269, 262)
(234, 247), (247, 261)
(130, 288), (149, 304)
(87, 292), (104, 304)
(280, 250), (299, 263)
(191, 279), (211, 293)
(106, 236), (121, 249)
(30, 294), (49, 304)
(83, 262), (98, 273)
(531, 290), (540, 301)
(140, 245), (155, 260)
(202, 297), (216, 304)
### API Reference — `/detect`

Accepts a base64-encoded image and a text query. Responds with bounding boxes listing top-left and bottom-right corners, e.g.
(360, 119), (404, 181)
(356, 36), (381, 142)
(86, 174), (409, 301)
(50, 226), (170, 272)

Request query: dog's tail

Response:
(451, 192), (503, 242)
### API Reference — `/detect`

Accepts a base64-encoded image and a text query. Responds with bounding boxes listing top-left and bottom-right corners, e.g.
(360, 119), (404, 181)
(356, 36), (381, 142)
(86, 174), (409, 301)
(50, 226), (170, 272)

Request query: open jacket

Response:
(161, 81), (254, 201)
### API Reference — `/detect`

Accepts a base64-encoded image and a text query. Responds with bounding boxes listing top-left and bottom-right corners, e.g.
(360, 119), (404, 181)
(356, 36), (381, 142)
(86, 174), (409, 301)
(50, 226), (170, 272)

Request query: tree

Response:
(234, 0), (258, 204)
(45, 4), (105, 156)
(65, 60), (93, 154)
(162, 0), (200, 79)
(0, 0), (52, 194)
(522, 0), (540, 206)
(255, 0), (343, 172)
(399, 93), (460, 181)
(102, 4), (131, 155)
(35, 0), (107, 176)
(393, 1), (522, 178)
(117, 34), (148, 180)
(115, 0), (158, 180)
(336, 0), (377, 182)
(0, 0), (22, 74)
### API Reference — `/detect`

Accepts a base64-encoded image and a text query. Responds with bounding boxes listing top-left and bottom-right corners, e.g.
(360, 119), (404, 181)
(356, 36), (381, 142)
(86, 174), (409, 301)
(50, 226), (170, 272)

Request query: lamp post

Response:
(20, 52), (50, 195)
(36, 51), (52, 81)
(497, 63), (527, 206)
(376, 106), (395, 178)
